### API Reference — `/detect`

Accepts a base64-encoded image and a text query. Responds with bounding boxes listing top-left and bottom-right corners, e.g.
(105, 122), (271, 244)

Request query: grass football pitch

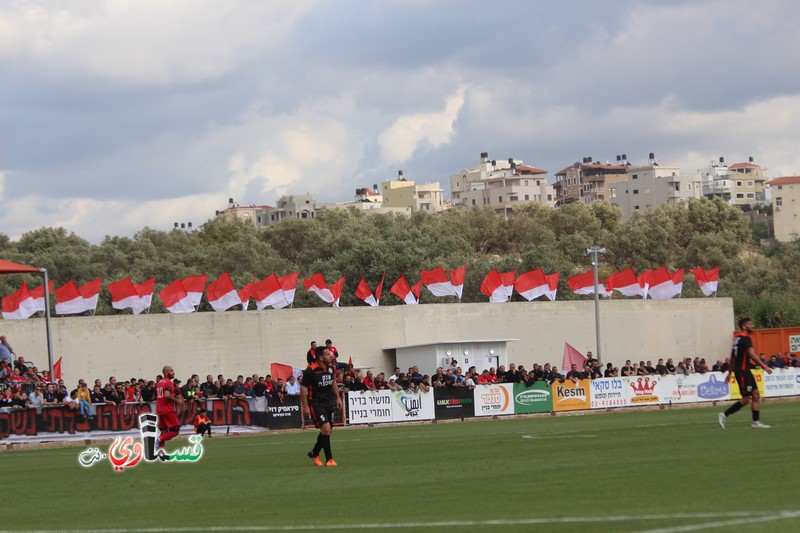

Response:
(2, 401), (799, 533)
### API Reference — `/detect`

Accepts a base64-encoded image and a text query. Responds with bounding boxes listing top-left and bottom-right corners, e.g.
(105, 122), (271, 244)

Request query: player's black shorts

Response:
(734, 371), (757, 398)
(309, 403), (335, 428)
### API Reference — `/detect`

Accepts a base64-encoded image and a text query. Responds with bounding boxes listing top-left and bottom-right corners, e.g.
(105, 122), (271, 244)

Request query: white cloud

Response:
(0, 171), (5, 201)
(0, 1), (314, 84)
(377, 85), (466, 166)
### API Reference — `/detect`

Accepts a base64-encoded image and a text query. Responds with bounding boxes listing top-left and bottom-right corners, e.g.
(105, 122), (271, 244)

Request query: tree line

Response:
(1, 198), (797, 327)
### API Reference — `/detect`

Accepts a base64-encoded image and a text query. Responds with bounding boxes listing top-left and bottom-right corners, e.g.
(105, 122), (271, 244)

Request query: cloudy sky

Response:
(1, 0), (799, 242)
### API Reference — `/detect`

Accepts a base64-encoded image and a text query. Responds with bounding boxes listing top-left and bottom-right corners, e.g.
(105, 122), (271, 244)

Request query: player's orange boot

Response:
(312, 456), (323, 466)
(326, 458), (337, 467)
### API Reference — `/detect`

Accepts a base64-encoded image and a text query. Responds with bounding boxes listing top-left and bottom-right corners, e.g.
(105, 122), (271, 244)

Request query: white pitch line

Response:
(1, 511), (792, 533)
(637, 510), (800, 533)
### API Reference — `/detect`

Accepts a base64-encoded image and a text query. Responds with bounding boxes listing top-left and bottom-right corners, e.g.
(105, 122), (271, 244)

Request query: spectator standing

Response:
(621, 360), (634, 377)
(665, 358), (677, 374)
(141, 381), (156, 402)
(200, 375), (217, 397)
(0, 335), (13, 365)
(655, 359), (668, 375)
(91, 385), (106, 405)
(306, 341), (318, 365)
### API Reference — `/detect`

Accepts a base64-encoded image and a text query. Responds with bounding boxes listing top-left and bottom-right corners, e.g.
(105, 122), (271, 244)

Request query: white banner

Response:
(347, 389), (435, 424)
(763, 367), (800, 397)
(590, 378), (627, 408)
(473, 384), (515, 417)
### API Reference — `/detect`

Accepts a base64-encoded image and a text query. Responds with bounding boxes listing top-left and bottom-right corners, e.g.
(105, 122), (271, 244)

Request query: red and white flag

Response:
(30, 281), (54, 312)
(355, 276), (376, 306)
(55, 280), (87, 315)
(499, 271), (515, 301)
(303, 273), (335, 304)
(646, 267), (675, 300)
(480, 269), (507, 303)
(330, 275), (345, 307)
(515, 269), (549, 301)
(278, 272), (299, 306)
(691, 267), (719, 296)
(79, 278), (102, 312)
(568, 269), (604, 296)
(606, 268), (643, 298)
(390, 274), (419, 305)
(134, 277), (156, 314)
(450, 267), (466, 301)
(239, 281), (255, 311)
(108, 278), (140, 313)
(159, 279), (195, 313)
(253, 274), (289, 310)
(182, 274), (208, 308)
(421, 267), (456, 298)
(2, 281), (37, 320)
(545, 272), (560, 301)
(355, 273), (384, 306)
(562, 343), (588, 373)
(671, 268), (685, 297)
(207, 273), (241, 312)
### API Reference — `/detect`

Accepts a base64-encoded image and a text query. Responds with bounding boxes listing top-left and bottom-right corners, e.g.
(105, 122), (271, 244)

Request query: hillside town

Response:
(216, 151), (797, 241)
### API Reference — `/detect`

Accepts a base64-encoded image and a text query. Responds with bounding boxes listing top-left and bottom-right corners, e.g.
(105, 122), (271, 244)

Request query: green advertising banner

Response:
(513, 382), (552, 414)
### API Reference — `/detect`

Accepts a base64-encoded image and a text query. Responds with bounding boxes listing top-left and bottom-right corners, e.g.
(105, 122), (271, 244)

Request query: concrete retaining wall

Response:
(0, 298), (734, 385)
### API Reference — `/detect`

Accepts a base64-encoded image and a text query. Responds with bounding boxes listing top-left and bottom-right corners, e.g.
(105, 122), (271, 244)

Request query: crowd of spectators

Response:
(3, 331), (800, 417)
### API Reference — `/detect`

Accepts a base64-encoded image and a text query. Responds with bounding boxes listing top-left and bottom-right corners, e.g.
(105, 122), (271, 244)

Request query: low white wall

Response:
(0, 298), (734, 385)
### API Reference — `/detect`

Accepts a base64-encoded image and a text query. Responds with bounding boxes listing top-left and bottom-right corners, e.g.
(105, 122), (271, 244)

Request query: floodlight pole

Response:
(586, 246), (607, 364)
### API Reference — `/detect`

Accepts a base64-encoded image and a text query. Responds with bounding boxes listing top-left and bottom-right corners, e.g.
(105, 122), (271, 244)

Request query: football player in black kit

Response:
(301, 346), (343, 466)
(719, 317), (772, 430)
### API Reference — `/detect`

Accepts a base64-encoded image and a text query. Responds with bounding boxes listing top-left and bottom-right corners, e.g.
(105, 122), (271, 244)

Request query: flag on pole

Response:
(30, 281), (54, 312)
(390, 274), (419, 305)
(562, 343), (587, 374)
(253, 274), (289, 310)
(159, 279), (195, 313)
(1, 281), (37, 320)
(182, 274), (208, 307)
(207, 273), (241, 312)
(480, 269), (506, 303)
(421, 267), (456, 298)
(303, 273), (335, 304)
(278, 272), (299, 306)
(515, 269), (549, 301)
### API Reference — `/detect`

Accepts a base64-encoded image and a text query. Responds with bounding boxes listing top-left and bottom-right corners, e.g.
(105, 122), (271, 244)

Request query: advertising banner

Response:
(552, 379), (591, 412)
(590, 378), (627, 409)
(390, 390), (435, 422)
(346, 390), (435, 424)
(763, 368), (800, 398)
(263, 396), (303, 429)
(729, 369), (765, 400)
(474, 384), (515, 417)
(347, 390), (395, 424)
(434, 387), (475, 419)
(513, 382), (553, 414)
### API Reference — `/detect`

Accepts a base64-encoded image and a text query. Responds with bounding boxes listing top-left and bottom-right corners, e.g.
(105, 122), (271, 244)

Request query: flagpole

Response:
(41, 269), (55, 381)
(586, 246), (606, 364)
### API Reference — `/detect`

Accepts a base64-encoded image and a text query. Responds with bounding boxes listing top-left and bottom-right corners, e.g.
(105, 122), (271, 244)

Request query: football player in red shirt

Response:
(156, 365), (184, 448)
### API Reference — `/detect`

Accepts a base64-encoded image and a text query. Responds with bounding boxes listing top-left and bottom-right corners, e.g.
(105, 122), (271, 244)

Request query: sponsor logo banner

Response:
(474, 384), (514, 417)
(552, 379), (591, 412)
(433, 387), (475, 419)
(590, 378), (626, 408)
(346, 390), (434, 424)
(513, 382), (552, 414)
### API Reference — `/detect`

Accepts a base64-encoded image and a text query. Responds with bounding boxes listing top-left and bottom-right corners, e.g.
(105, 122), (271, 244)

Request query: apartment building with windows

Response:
(699, 156), (768, 206)
(382, 171), (445, 213)
(769, 176), (800, 242)
(610, 153), (701, 219)
(552, 156), (628, 206)
(449, 152), (555, 214)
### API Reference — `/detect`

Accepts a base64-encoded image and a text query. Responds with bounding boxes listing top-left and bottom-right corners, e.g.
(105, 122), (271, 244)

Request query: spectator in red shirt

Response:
(10, 368), (27, 383)
(373, 372), (389, 390)
(477, 370), (492, 384)
(362, 371), (375, 390)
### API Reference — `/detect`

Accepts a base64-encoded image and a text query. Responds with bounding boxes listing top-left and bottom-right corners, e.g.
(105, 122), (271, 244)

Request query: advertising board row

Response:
(345, 368), (800, 422)
(4, 369), (798, 439)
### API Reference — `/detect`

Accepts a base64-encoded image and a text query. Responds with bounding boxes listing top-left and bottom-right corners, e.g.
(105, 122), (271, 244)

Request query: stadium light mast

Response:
(586, 246), (607, 364)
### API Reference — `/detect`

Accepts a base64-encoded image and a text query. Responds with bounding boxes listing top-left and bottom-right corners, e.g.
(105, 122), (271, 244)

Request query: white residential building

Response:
(450, 152), (555, 214)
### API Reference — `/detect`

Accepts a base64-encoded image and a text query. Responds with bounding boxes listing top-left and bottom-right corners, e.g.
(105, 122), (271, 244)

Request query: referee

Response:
(719, 317), (773, 430)
(301, 346), (343, 466)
